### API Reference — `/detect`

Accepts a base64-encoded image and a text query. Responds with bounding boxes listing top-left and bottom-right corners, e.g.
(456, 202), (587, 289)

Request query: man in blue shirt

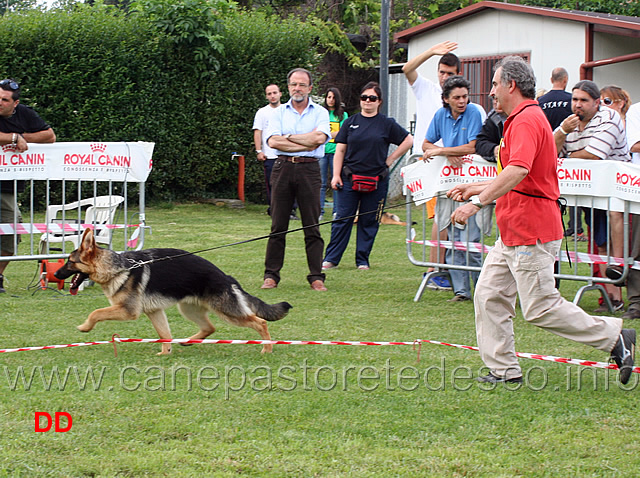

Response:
(263, 68), (331, 291)
(423, 76), (484, 302)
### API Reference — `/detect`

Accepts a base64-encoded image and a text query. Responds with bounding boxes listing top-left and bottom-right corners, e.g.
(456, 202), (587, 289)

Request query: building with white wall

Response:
(393, 1), (640, 139)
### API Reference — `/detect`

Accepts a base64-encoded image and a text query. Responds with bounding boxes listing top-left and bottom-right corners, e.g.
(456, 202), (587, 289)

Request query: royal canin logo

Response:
(90, 143), (107, 153)
(1, 144), (16, 152)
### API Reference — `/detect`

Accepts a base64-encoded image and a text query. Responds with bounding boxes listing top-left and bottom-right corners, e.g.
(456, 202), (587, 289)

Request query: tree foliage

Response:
(0, 0), (40, 16)
(130, 0), (235, 79)
(523, 0), (640, 17)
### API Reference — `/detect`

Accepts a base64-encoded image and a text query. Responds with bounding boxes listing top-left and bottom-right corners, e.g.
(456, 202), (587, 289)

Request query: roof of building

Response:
(395, 1), (640, 43)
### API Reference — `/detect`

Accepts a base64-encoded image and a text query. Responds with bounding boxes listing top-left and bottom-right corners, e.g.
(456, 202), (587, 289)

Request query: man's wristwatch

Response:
(470, 195), (484, 209)
(256, 149), (262, 154)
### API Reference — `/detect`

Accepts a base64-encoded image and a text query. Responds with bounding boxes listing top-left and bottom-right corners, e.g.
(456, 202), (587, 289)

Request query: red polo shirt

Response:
(496, 100), (563, 246)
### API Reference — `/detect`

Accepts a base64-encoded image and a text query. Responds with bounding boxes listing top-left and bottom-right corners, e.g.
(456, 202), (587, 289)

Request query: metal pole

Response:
(380, 0), (389, 116)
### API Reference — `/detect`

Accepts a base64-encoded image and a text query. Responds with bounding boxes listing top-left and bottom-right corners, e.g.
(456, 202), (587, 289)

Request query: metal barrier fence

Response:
(0, 142), (153, 265)
(402, 154), (636, 312)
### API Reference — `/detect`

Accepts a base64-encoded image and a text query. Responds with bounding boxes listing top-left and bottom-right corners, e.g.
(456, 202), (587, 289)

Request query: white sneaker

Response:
(322, 261), (337, 270)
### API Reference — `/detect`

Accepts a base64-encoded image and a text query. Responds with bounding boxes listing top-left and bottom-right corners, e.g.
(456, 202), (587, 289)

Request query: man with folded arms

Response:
(262, 68), (330, 291)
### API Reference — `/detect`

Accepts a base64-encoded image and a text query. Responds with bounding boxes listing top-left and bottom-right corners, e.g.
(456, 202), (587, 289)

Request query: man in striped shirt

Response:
(554, 79), (629, 161)
(554, 79), (629, 312)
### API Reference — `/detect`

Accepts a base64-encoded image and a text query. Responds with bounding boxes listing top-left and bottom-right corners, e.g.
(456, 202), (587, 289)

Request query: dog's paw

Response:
(77, 323), (94, 333)
(261, 345), (273, 354)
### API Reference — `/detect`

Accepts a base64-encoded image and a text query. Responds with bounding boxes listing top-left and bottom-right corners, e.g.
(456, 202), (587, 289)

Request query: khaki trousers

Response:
(475, 238), (622, 380)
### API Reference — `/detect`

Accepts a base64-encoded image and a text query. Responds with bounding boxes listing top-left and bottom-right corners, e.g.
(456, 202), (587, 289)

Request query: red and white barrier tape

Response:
(1, 336), (637, 375)
(0, 223), (142, 248)
(0, 223), (139, 235)
(408, 239), (640, 270)
(0, 340), (112, 353)
(417, 339), (630, 372)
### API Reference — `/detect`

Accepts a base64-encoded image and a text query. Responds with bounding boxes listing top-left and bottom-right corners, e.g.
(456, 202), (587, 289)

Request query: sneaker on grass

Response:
(426, 276), (452, 291)
(610, 329), (636, 385)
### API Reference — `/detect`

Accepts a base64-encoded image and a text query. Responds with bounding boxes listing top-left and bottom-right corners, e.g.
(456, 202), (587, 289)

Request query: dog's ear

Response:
(79, 228), (97, 257)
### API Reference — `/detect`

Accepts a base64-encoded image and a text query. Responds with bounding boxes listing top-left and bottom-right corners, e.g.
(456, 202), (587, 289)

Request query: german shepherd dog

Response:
(55, 229), (292, 355)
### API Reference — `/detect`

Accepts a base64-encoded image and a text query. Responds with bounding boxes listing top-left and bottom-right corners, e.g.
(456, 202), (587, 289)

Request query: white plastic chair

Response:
(39, 195), (125, 254)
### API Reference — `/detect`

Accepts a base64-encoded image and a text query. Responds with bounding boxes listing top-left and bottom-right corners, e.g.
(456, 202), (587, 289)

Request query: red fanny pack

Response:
(351, 174), (379, 192)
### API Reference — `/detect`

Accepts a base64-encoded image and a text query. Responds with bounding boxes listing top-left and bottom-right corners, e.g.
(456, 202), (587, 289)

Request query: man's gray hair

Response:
(494, 55), (536, 99)
(572, 80), (600, 100)
(287, 68), (313, 86)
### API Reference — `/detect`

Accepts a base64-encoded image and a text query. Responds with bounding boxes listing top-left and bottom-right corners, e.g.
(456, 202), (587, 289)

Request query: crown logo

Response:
(1, 144), (16, 152)
(90, 143), (107, 153)
(461, 155), (475, 164)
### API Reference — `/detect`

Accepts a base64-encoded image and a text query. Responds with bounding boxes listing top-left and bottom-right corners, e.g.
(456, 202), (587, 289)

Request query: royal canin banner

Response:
(0, 142), (154, 183)
(402, 155), (640, 214)
(402, 155), (497, 204)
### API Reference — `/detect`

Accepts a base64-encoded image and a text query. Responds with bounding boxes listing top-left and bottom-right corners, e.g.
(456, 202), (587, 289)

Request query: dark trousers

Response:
(263, 158), (276, 204)
(566, 205), (584, 235)
(323, 177), (388, 267)
(264, 158), (325, 284)
(627, 215), (640, 312)
(263, 158), (275, 215)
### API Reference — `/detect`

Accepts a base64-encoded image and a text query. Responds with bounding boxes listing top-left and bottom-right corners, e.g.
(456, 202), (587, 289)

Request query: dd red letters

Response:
(35, 412), (73, 432)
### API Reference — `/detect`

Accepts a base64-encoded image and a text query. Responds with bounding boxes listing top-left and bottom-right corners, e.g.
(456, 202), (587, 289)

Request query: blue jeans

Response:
(323, 177), (388, 267)
(319, 153), (337, 216)
(447, 214), (481, 299)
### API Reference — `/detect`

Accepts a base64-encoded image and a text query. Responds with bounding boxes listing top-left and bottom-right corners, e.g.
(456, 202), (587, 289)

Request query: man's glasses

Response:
(288, 82), (309, 88)
(360, 95), (379, 102)
(0, 79), (19, 90)
(602, 97), (620, 106)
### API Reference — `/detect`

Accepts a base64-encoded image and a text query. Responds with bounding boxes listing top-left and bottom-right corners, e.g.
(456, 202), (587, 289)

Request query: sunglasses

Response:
(602, 97), (620, 106)
(360, 94), (379, 102)
(0, 79), (19, 90)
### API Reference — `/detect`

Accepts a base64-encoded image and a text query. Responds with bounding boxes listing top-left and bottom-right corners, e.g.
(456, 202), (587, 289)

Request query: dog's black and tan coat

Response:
(56, 229), (292, 355)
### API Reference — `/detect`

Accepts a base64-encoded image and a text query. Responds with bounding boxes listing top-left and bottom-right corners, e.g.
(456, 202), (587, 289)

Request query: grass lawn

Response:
(1, 202), (638, 477)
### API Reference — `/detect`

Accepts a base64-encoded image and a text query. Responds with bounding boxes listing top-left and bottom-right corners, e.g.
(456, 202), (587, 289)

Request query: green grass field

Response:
(1, 202), (638, 477)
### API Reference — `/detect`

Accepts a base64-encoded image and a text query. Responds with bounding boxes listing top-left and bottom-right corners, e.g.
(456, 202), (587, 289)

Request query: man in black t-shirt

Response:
(538, 67), (572, 130)
(0, 79), (56, 292)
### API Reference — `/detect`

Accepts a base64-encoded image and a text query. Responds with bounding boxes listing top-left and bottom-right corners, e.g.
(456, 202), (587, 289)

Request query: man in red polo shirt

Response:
(446, 56), (635, 385)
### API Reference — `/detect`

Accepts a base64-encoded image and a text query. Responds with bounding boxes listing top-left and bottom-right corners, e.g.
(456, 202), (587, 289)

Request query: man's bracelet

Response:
(11, 133), (17, 145)
(559, 125), (570, 135)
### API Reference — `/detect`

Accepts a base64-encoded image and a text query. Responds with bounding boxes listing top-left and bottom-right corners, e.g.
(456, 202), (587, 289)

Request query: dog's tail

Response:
(246, 294), (293, 321)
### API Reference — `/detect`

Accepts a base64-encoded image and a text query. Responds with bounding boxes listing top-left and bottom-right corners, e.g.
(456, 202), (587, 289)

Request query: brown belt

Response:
(278, 155), (318, 163)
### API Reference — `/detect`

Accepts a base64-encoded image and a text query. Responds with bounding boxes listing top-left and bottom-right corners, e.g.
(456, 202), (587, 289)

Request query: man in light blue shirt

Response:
(423, 75), (484, 302)
(262, 68), (331, 291)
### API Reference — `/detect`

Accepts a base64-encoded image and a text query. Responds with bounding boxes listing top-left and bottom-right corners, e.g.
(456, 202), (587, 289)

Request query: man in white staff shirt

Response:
(253, 84), (282, 216)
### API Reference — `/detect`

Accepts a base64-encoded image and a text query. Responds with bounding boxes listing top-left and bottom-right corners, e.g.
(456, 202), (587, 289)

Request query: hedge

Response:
(0, 5), (320, 204)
